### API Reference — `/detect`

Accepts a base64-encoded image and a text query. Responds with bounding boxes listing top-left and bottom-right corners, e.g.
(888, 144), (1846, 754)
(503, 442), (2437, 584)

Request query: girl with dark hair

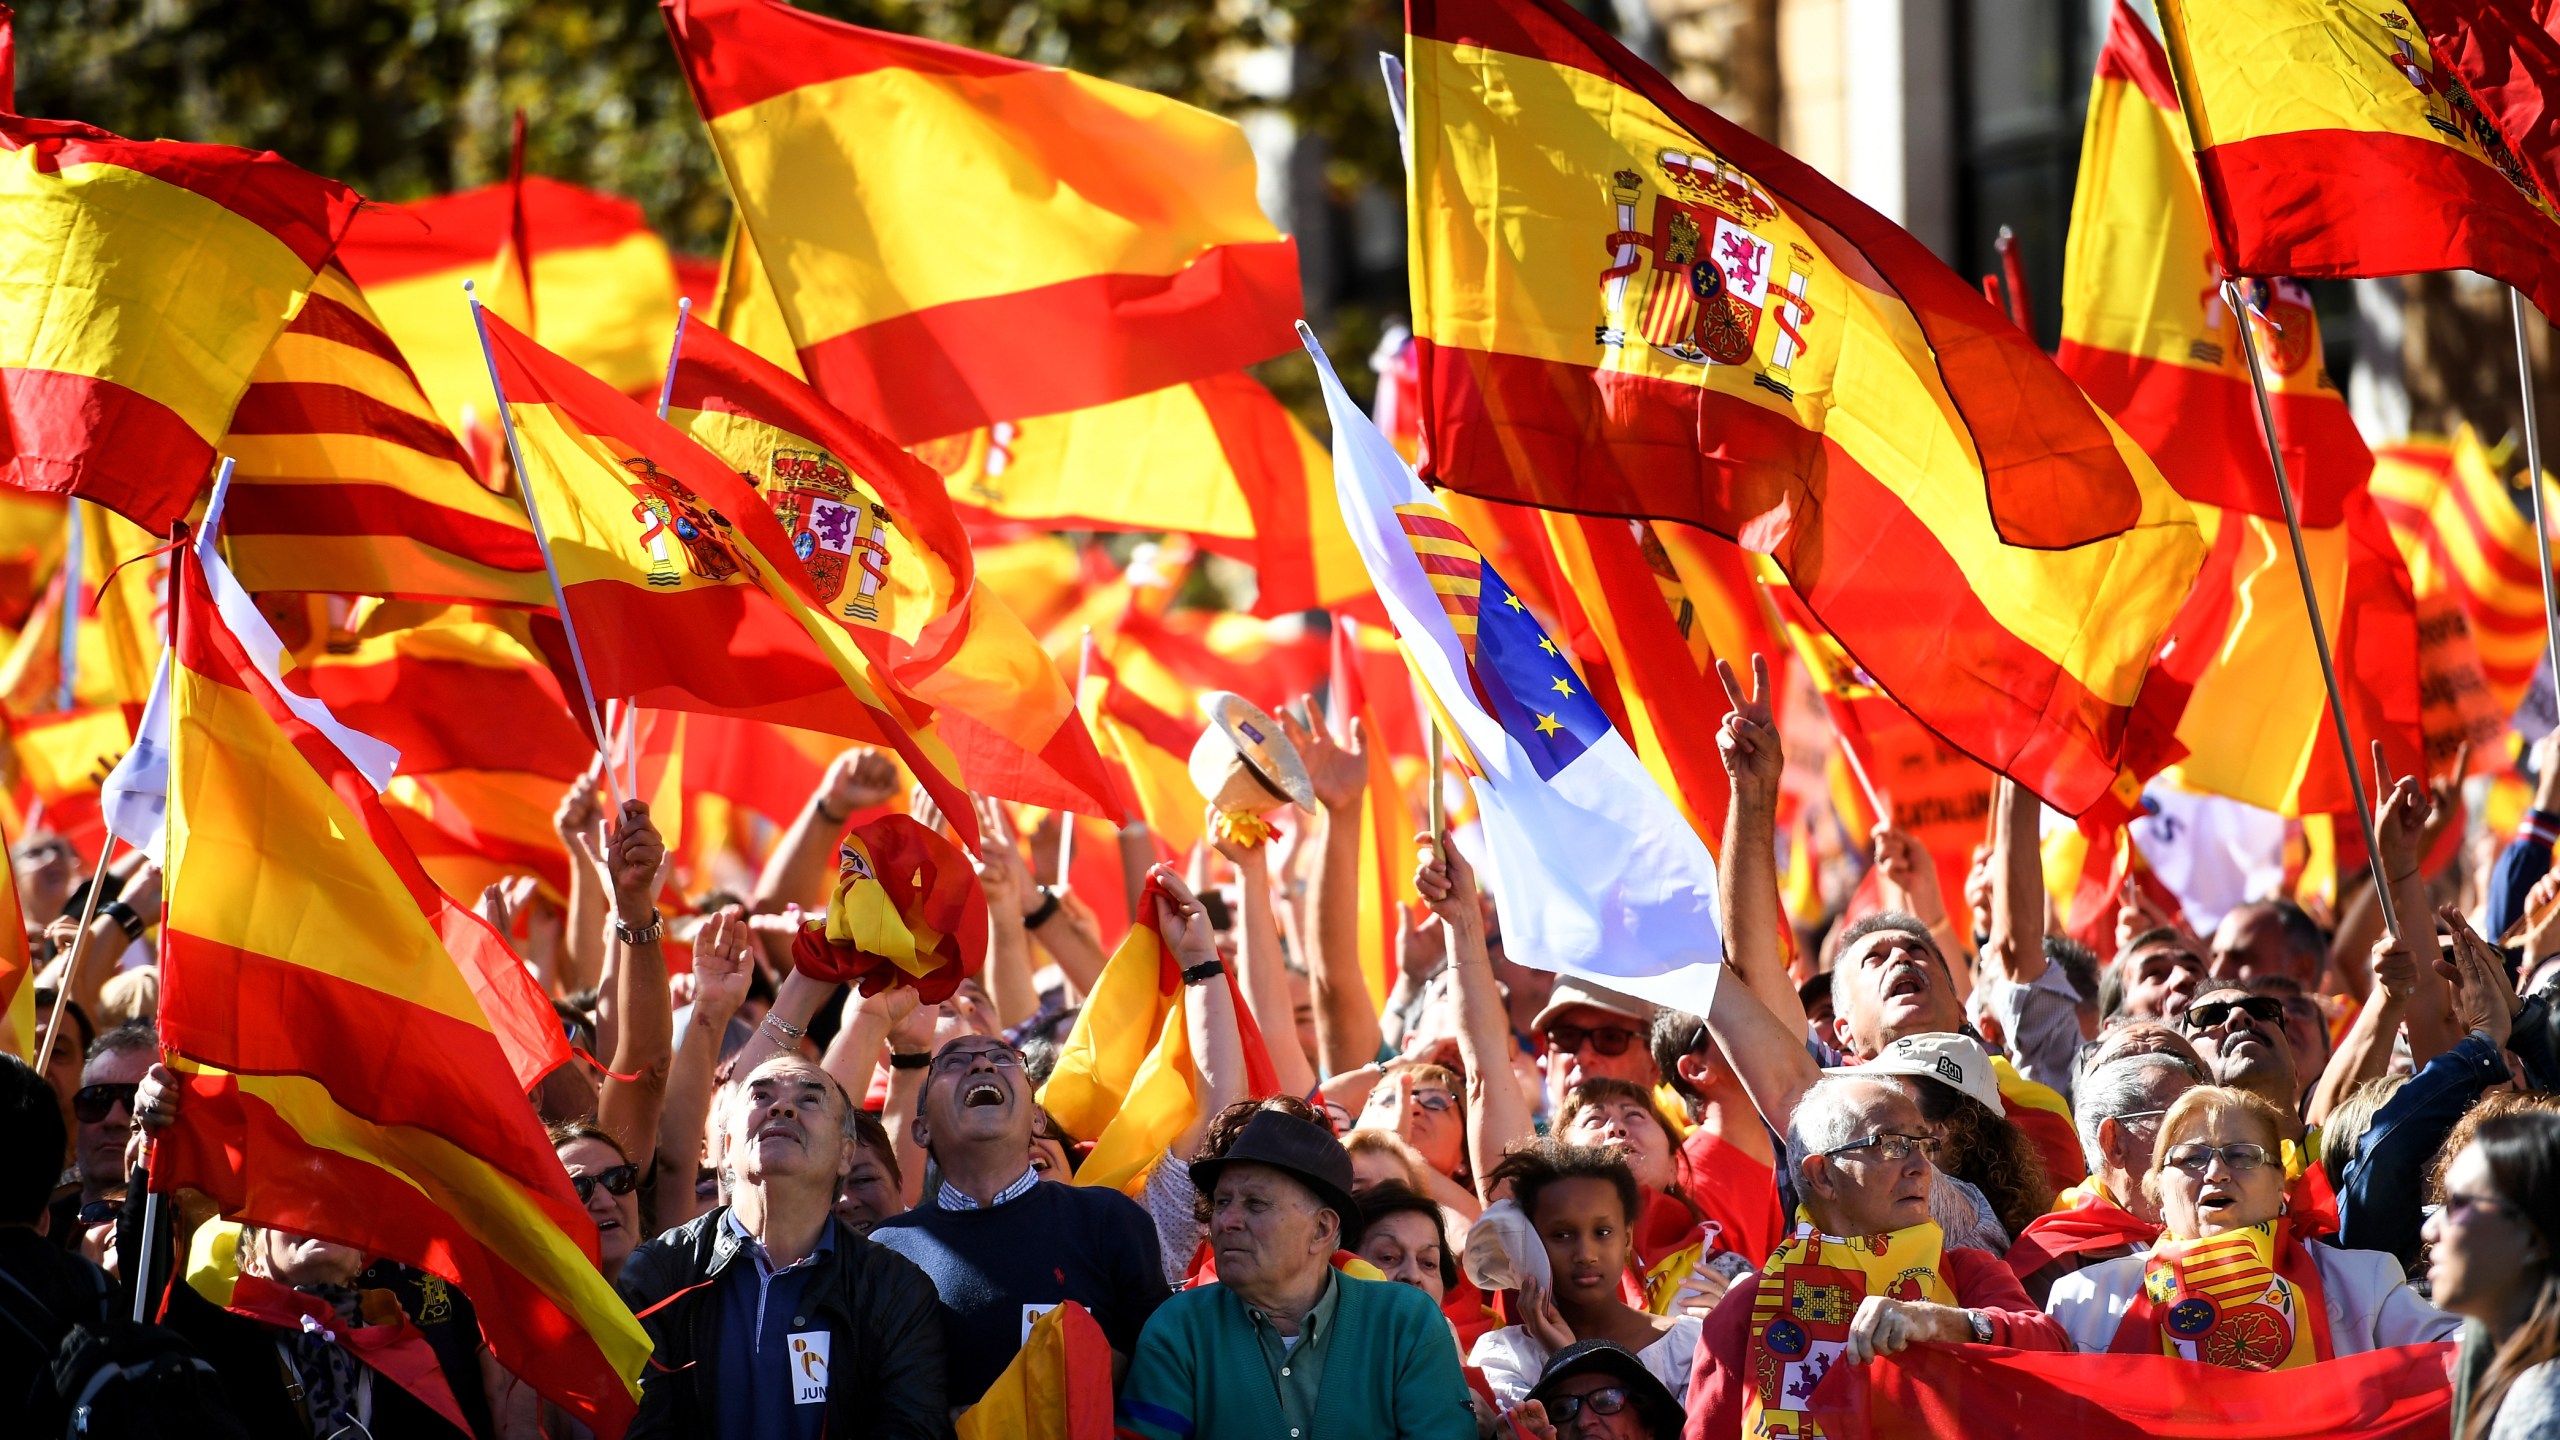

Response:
(2433, 1109), (2560, 1439)
(1467, 1138), (1699, 1405)
(1914, 1073), (2052, 1247)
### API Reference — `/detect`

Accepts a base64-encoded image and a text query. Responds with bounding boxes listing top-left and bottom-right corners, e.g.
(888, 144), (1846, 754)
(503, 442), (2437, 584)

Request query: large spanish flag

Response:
(2062, 1), (2422, 818)
(335, 175), (687, 443)
(218, 265), (553, 608)
(914, 372), (1377, 620)
(0, 114), (361, 532)
(2061, 1), (2372, 528)
(153, 543), (647, 1433)
(661, 0), (1302, 444)
(0, 803), (29, 1056)
(663, 319), (1123, 820)
(2372, 427), (2555, 720)
(476, 310), (983, 844)
(2157, 0), (2560, 322)
(1405, 0), (2204, 815)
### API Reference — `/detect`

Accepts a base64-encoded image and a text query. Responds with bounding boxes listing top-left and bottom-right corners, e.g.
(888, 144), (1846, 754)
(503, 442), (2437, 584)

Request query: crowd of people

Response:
(6, 656), (2560, 1440)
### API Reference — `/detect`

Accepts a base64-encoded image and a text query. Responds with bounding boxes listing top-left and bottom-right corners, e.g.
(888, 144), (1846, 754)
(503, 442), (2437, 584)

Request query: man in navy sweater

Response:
(870, 1031), (1169, 1408)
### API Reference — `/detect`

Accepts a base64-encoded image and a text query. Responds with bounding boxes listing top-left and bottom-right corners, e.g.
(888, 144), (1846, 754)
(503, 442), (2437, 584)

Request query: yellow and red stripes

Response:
(221, 267), (553, 607)
(157, 547), (642, 1430)
(2372, 430), (2554, 719)
(664, 0), (1300, 443)
(0, 115), (360, 531)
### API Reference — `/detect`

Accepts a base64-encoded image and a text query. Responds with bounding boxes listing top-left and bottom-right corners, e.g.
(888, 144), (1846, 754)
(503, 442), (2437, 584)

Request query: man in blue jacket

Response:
(1117, 1108), (1474, 1440)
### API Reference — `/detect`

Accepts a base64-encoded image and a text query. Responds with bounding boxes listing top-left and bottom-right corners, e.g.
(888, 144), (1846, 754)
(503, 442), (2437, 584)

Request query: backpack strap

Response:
(0, 1264), (62, 1357)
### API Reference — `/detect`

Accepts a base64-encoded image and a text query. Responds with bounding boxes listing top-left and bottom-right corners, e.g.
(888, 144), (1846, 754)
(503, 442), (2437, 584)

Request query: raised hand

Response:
(1873, 825), (1947, 926)
(2371, 935), (2419, 1003)
(690, 906), (753, 1027)
(555, 758), (607, 864)
(1413, 830), (1482, 930)
(2423, 741), (2471, 848)
(1151, 864), (1218, 969)
(2372, 740), (2436, 888)
(973, 795), (1037, 918)
(603, 800), (666, 924)
(822, 749), (899, 818)
(1281, 702), (1368, 813)
(2437, 903), (2521, 1048)
(1714, 654), (1783, 816)
(476, 874), (540, 937)
(1205, 802), (1267, 867)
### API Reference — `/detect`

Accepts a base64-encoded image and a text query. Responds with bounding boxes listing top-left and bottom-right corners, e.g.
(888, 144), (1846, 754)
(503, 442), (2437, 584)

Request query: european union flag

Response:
(1472, 563), (1613, 780)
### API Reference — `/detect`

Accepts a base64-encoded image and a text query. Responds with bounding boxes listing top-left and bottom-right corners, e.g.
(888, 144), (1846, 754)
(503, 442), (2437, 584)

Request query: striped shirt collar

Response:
(936, 1165), (1040, 1211)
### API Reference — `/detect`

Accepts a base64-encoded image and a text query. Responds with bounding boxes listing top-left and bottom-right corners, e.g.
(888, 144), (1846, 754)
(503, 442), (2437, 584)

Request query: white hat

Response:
(1824, 1032), (2006, 1117)
(1187, 691), (1316, 812)
(1530, 975), (1655, 1035)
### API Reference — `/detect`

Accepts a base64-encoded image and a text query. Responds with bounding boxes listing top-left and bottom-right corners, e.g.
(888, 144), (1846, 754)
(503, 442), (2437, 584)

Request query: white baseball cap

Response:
(1824, 1032), (2005, 1117)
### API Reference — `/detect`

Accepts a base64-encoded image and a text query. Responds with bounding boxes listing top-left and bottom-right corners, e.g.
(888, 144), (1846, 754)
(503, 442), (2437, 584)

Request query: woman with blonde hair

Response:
(2045, 1085), (2456, 1365)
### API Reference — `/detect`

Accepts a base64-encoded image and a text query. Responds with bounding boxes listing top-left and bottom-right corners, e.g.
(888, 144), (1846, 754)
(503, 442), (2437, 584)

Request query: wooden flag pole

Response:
(31, 830), (120, 1078)
(466, 280), (622, 806)
(1054, 627), (1095, 893)
(2509, 287), (2560, 708)
(2222, 278), (2401, 942)
(1426, 725), (1446, 845)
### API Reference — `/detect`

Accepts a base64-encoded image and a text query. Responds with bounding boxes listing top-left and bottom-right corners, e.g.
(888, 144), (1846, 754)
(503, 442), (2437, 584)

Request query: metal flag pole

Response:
(2510, 287), (2560, 708)
(655, 296), (693, 424)
(465, 280), (623, 804)
(1055, 626), (1095, 893)
(54, 501), (83, 713)
(2223, 279), (2400, 941)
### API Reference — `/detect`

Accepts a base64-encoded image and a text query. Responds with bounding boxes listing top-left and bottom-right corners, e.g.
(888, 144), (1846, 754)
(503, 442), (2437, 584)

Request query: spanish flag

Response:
(1404, 0), (2203, 815)
(0, 112), (362, 532)
(662, 0), (1301, 444)
(152, 542), (647, 1433)
(218, 266), (553, 609)
(662, 319), (1125, 820)
(2157, 0), (2560, 322)
(2062, 1), (2422, 818)
(336, 174), (688, 443)
(1084, 647), (1205, 857)
(475, 310), (983, 846)
(2372, 428), (2553, 721)
(914, 373), (1378, 620)
(956, 1300), (1114, 1440)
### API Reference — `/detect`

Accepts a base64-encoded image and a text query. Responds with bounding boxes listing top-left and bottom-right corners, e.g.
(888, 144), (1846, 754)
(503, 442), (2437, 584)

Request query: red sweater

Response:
(1680, 1244), (2067, 1440)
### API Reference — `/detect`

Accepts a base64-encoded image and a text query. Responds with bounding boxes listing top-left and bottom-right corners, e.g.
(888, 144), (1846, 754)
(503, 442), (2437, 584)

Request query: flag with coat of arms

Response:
(1298, 324), (1721, 1017)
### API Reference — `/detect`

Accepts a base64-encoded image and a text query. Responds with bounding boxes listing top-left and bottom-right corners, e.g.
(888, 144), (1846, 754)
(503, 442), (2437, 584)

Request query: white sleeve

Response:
(2042, 1259), (2137, 1354)
(1467, 1326), (1545, 1404)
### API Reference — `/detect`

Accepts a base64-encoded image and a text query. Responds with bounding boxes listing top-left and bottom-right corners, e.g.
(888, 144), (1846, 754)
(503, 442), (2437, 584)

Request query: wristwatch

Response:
(1962, 1309), (1993, 1345)
(615, 910), (665, 946)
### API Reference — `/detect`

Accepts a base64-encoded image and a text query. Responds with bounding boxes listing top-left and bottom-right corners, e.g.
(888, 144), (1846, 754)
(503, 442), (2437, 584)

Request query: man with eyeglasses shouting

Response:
(869, 1022), (1167, 1410)
(1682, 1074), (2065, 1439)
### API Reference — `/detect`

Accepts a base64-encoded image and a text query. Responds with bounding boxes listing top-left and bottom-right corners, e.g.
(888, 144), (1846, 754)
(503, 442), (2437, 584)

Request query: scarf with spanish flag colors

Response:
(1743, 1217), (1956, 1438)
(791, 812), (988, 1005)
(2109, 1219), (2330, 1372)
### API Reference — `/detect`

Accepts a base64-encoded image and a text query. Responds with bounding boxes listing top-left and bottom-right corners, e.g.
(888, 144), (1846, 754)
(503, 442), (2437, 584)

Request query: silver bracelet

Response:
(763, 1013), (808, 1042)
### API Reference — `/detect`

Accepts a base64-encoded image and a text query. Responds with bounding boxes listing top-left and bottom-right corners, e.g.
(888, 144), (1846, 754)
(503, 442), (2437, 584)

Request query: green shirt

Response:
(1243, 1271), (1340, 1440)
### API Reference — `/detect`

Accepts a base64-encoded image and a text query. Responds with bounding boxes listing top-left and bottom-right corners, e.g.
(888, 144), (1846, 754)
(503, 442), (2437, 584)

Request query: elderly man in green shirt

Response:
(1117, 1109), (1476, 1440)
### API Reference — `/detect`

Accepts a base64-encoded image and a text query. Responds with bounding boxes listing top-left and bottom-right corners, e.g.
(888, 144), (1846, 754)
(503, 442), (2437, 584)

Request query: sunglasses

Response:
(1544, 1024), (1639, 1057)
(1823, 1130), (1939, 1164)
(2182, 996), (2285, 1033)
(77, 1200), (119, 1228)
(1369, 1087), (1458, 1115)
(2162, 1141), (2274, 1176)
(2441, 1190), (2515, 1226)
(569, 1164), (640, 1202)
(73, 1083), (137, 1125)
(1544, 1386), (1630, 1424)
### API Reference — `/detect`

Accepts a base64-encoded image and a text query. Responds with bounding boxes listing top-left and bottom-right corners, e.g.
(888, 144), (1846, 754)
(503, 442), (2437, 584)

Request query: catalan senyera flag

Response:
(336, 175), (687, 444)
(153, 540), (647, 1434)
(476, 310), (984, 846)
(1037, 877), (1277, 1195)
(218, 265), (552, 608)
(0, 113), (362, 532)
(664, 320), (1122, 820)
(2372, 427), (2554, 720)
(1405, 0), (2203, 815)
(913, 373), (1378, 619)
(662, 0), (1302, 444)
(2062, 1), (2423, 818)
(2156, 0), (2560, 322)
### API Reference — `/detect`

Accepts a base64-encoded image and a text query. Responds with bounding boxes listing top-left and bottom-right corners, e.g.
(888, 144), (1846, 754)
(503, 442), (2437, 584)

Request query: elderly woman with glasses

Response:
(2044, 1086), (2456, 1364)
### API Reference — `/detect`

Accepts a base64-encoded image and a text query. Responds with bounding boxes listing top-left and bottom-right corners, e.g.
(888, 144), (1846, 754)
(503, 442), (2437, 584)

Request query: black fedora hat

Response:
(1527, 1340), (1683, 1438)
(1188, 1109), (1359, 1230)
